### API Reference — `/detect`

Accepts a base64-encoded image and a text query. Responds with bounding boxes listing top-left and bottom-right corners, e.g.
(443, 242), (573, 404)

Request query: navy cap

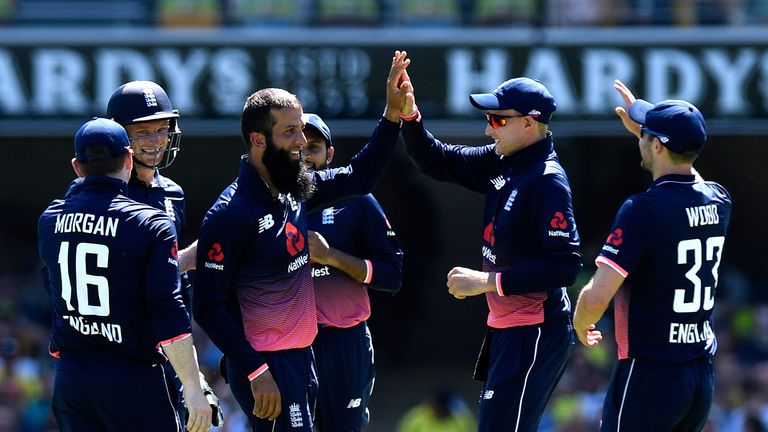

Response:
(74, 118), (130, 162)
(469, 77), (557, 124)
(629, 99), (706, 154)
(302, 113), (332, 147)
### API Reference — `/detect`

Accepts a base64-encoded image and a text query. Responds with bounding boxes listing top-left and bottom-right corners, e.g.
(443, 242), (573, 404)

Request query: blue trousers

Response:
(600, 357), (713, 432)
(313, 322), (375, 432)
(226, 347), (317, 432)
(477, 318), (574, 432)
(52, 353), (180, 432)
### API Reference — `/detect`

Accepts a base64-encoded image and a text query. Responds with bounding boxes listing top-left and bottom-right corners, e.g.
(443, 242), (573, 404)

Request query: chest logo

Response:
(491, 176), (507, 190)
(259, 214), (275, 233)
(322, 207), (336, 225)
(504, 188), (518, 211)
(285, 222), (306, 257)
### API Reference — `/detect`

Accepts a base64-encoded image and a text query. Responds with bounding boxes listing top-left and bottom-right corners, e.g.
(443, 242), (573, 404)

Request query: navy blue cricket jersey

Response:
(307, 194), (403, 328)
(194, 118), (400, 379)
(597, 174), (732, 362)
(402, 120), (582, 328)
(66, 172), (192, 307)
(38, 176), (190, 364)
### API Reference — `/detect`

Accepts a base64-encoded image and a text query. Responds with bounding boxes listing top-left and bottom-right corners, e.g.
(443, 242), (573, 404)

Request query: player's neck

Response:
(134, 166), (156, 186)
(652, 164), (694, 181)
(249, 153), (279, 198)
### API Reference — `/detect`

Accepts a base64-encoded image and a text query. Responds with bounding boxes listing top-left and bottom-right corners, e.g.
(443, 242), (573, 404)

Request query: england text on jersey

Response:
(54, 212), (119, 237)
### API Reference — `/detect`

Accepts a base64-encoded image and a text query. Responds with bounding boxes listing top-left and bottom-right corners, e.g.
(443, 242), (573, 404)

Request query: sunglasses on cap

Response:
(485, 113), (526, 129)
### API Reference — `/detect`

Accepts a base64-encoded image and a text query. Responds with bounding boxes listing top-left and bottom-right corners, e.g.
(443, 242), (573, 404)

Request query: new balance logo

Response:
(482, 390), (494, 400)
(491, 176), (506, 190)
(347, 398), (362, 408)
(258, 214), (274, 233)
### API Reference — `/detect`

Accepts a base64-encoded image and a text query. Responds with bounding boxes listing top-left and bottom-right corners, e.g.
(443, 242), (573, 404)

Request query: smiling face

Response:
(124, 119), (171, 169)
(260, 107), (314, 200)
(485, 108), (533, 156)
(302, 126), (332, 171)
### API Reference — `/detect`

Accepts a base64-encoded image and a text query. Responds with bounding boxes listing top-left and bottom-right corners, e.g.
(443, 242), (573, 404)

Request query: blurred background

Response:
(1, 0), (767, 431)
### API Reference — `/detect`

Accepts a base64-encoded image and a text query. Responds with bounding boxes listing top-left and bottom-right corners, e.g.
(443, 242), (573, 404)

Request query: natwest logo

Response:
(607, 228), (623, 247)
(207, 243), (224, 262)
(550, 211), (568, 230)
(483, 221), (495, 246)
(285, 222), (305, 257)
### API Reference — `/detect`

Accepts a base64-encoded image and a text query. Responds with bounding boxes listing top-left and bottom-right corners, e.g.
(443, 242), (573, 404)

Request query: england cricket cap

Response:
(469, 77), (557, 124)
(74, 117), (130, 162)
(302, 113), (333, 148)
(629, 99), (707, 154)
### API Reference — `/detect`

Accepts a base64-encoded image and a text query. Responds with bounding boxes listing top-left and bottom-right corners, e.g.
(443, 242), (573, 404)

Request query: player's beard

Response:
(263, 134), (315, 201)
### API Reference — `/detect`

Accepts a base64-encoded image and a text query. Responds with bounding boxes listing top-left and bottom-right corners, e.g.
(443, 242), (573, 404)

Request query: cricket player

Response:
(573, 80), (732, 431)
(38, 118), (211, 432)
(193, 51), (412, 431)
(303, 113), (403, 431)
(395, 71), (582, 431)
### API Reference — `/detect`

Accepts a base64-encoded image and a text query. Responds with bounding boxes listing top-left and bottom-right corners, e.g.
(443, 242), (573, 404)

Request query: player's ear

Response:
(249, 132), (266, 152)
(326, 146), (335, 165)
(71, 158), (85, 178)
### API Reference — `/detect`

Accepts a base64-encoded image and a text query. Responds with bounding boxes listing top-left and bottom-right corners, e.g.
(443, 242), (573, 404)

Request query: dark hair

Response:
(668, 148), (700, 164)
(241, 88), (302, 152)
(77, 145), (127, 176)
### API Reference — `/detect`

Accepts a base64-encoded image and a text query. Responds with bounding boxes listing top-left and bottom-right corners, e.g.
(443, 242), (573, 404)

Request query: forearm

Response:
(322, 247), (368, 283)
(178, 240), (198, 273)
(573, 279), (611, 332)
(161, 335), (205, 396)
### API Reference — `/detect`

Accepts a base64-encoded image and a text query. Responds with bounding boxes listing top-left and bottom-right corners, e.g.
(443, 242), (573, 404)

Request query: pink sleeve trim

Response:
(495, 272), (503, 296)
(363, 260), (373, 284)
(157, 332), (191, 348)
(595, 256), (629, 278)
(248, 364), (270, 381)
(399, 106), (421, 122)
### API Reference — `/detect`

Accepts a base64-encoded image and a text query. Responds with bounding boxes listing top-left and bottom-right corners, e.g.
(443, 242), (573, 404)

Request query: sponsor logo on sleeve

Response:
(602, 228), (623, 254)
(548, 211), (570, 238)
(205, 242), (225, 270)
(168, 241), (179, 266)
(482, 221), (496, 264)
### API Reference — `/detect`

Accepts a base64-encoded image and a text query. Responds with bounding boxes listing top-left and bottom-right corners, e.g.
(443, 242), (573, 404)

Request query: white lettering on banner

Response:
(583, 49), (635, 113)
(2, 43), (768, 118)
(94, 49), (155, 107)
(704, 49), (757, 114)
(209, 49), (254, 115)
(269, 48), (370, 116)
(645, 49), (703, 104)
(33, 49), (88, 114)
(446, 48), (507, 115)
(0, 50), (25, 114)
(524, 48), (577, 112)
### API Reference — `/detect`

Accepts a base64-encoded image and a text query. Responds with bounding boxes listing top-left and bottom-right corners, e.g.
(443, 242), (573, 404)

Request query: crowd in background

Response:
(0, 0), (766, 28)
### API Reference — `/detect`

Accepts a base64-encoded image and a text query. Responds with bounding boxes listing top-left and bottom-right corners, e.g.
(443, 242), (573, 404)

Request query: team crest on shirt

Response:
(164, 198), (176, 220)
(322, 207), (336, 224)
(503, 188), (518, 211)
(548, 211), (570, 238)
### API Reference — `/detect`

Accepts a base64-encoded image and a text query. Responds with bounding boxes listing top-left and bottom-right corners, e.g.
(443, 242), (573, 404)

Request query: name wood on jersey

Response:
(685, 204), (719, 227)
(55, 213), (118, 237)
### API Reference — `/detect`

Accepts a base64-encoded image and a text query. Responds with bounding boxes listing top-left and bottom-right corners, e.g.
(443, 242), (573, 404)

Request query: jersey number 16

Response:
(57, 241), (110, 317)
